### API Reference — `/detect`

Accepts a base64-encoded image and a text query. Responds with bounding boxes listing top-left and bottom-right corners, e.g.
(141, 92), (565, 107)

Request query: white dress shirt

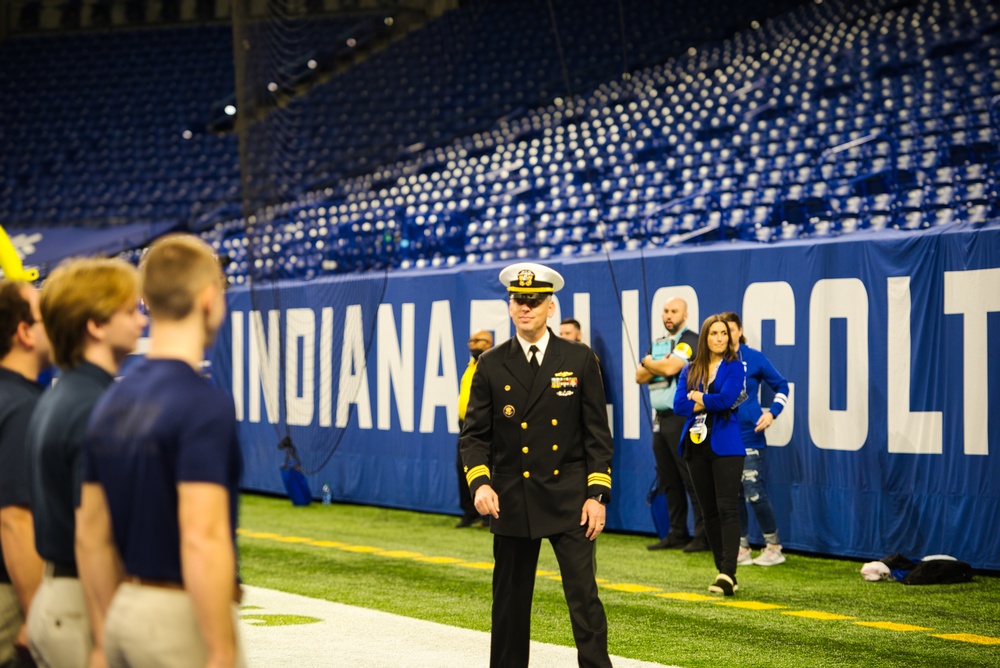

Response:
(515, 329), (551, 366)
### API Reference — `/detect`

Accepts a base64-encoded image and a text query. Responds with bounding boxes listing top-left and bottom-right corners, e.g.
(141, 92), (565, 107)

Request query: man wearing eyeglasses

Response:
(455, 329), (493, 528)
(460, 262), (613, 668)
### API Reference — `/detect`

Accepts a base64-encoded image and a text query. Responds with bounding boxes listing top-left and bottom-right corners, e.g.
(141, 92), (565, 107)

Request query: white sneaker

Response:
(753, 545), (786, 566)
(737, 546), (754, 566)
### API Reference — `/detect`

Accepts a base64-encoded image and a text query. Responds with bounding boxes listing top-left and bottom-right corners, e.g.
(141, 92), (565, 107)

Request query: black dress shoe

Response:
(647, 534), (690, 550)
(683, 537), (711, 553)
(455, 516), (478, 528)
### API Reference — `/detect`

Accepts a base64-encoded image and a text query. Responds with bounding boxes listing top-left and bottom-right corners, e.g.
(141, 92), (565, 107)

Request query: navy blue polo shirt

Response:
(84, 358), (242, 584)
(0, 366), (44, 583)
(28, 362), (114, 566)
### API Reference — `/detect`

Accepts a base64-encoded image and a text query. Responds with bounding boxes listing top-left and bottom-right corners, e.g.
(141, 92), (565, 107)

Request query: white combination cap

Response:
(498, 262), (565, 298)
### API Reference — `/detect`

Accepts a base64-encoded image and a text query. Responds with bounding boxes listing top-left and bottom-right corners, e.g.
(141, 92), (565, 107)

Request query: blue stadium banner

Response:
(214, 222), (1000, 569)
(4, 222), (180, 276)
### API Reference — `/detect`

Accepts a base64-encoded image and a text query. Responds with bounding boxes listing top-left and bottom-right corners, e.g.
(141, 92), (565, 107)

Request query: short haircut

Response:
(140, 234), (222, 321)
(560, 318), (582, 330)
(0, 281), (34, 360)
(41, 258), (141, 369)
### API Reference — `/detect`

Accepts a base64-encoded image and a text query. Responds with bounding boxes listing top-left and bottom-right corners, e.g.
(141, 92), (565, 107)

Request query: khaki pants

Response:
(27, 575), (91, 668)
(104, 583), (245, 668)
(0, 582), (30, 668)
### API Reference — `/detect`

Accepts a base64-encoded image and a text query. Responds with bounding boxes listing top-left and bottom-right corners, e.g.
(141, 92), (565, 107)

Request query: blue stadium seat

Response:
(3, 0), (998, 275)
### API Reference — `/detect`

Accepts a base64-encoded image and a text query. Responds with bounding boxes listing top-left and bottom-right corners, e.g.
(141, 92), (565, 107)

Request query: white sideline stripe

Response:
(240, 585), (676, 667)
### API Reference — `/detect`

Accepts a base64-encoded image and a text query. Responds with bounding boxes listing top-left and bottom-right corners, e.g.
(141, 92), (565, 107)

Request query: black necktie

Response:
(529, 345), (540, 374)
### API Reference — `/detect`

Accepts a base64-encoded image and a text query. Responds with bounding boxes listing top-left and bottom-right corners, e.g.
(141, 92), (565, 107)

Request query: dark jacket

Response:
(460, 331), (613, 539)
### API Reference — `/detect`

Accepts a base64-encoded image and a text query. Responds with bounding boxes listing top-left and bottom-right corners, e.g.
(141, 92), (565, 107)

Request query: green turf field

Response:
(238, 494), (999, 668)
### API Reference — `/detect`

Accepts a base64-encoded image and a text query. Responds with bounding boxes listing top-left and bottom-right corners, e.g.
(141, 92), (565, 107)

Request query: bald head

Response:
(468, 329), (493, 359)
(661, 298), (688, 335)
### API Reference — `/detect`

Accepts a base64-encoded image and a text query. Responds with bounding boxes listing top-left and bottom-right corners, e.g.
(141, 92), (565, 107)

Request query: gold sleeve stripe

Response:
(466, 465), (491, 486)
(588, 473), (612, 488)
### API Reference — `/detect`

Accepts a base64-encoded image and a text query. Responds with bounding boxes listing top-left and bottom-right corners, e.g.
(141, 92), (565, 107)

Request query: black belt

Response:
(47, 561), (78, 578)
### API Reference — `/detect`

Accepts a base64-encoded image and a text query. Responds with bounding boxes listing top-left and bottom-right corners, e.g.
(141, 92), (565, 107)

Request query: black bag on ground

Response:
(901, 559), (974, 585)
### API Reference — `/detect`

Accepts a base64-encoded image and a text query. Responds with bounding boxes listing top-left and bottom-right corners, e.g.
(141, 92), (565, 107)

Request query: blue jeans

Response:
(738, 447), (779, 540)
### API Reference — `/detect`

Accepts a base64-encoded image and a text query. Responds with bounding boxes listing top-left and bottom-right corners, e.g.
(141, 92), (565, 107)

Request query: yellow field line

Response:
(930, 633), (1000, 645)
(237, 528), (996, 646)
(854, 621), (931, 632)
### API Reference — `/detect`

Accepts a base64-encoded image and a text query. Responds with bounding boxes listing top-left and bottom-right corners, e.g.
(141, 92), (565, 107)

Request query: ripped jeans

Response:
(738, 448), (779, 541)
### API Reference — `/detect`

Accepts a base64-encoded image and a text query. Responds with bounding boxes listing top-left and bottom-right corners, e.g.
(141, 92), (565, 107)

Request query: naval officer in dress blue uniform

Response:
(460, 262), (614, 668)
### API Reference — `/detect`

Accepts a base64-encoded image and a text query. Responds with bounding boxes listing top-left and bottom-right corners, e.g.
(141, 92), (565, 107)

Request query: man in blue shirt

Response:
(636, 297), (707, 552)
(78, 234), (244, 667)
(0, 280), (51, 667)
(26, 258), (146, 667)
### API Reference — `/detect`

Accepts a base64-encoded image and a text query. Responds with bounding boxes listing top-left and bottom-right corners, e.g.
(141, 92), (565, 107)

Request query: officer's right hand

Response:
(474, 485), (500, 518)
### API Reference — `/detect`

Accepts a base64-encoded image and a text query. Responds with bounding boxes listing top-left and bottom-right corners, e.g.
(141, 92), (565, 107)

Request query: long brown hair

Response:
(686, 314), (738, 390)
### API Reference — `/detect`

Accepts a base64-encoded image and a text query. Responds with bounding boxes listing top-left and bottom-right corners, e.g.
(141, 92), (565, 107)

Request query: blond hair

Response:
(140, 234), (223, 320)
(40, 258), (141, 369)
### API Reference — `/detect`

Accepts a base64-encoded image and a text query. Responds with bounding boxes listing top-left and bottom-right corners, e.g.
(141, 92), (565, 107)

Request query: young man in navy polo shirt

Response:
(26, 258), (146, 667)
(0, 280), (51, 667)
(78, 234), (243, 667)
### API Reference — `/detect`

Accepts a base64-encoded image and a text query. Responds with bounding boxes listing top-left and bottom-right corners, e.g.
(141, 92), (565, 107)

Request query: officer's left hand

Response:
(581, 498), (606, 541)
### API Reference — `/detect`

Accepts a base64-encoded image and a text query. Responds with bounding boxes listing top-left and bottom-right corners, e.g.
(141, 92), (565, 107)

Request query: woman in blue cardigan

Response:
(674, 315), (747, 596)
(721, 311), (790, 568)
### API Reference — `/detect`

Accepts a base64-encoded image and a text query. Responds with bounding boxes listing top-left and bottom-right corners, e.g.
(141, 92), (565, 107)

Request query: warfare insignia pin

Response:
(503, 405), (515, 417)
